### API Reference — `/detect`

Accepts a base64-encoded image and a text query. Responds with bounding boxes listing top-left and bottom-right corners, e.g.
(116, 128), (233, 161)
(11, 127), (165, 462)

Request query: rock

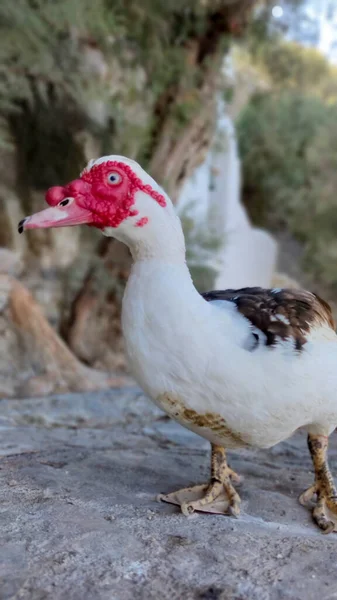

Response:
(0, 275), (127, 398)
(0, 189), (27, 257)
(1, 387), (336, 599)
(0, 248), (24, 277)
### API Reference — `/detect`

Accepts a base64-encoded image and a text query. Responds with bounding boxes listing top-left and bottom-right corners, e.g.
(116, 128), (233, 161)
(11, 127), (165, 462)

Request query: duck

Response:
(18, 155), (337, 533)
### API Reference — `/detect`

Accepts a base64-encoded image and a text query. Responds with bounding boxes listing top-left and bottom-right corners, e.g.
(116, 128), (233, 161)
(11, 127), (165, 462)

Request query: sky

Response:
(271, 1), (337, 63)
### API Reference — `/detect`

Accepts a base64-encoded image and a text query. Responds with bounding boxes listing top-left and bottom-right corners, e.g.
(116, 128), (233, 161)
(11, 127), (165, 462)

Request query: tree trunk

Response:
(0, 260), (127, 398)
(61, 238), (130, 371)
(64, 0), (256, 369)
(0, 0), (258, 393)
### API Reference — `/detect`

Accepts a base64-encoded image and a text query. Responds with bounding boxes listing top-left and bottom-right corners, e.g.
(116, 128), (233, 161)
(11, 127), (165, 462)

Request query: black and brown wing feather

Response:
(202, 287), (335, 351)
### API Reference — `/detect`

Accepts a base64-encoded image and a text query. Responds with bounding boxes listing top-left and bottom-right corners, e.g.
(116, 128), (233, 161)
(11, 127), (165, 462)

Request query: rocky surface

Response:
(1, 388), (337, 600)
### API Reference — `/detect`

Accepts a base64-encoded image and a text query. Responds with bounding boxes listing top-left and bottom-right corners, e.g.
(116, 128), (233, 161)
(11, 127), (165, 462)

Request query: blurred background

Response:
(1, 0), (337, 399)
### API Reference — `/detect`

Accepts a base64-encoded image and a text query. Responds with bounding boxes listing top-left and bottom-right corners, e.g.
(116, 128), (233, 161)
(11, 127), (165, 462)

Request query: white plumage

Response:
(122, 259), (337, 449)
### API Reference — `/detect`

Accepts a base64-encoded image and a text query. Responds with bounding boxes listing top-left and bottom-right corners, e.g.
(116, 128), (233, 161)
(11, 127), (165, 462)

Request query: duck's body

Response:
(20, 154), (337, 532)
(122, 257), (337, 451)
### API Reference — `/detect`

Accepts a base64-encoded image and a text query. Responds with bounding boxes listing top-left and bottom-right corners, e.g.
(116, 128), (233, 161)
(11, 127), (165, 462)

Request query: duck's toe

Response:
(159, 479), (241, 516)
(299, 484), (337, 533)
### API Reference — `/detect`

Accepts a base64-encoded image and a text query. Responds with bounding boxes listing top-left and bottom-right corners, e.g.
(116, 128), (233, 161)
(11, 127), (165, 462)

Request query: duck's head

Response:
(19, 155), (184, 258)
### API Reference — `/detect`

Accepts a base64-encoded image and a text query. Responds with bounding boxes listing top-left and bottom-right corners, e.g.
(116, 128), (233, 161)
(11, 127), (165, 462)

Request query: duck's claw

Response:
(158, 445), (242, 517)
(300, 485), (337, 533)
(299, 484), (317, 506)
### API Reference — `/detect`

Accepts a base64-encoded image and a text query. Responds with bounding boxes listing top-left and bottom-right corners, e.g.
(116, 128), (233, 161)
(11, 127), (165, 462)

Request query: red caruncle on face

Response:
(80, 162), (131, 228)
(21, 159), (167, 235)
(76, 160), (166, 229)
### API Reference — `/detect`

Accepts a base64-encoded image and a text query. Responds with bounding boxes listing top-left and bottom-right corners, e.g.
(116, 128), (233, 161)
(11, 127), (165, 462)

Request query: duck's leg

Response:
(158, 444), (242, 516)
(299, 434), (337, 534)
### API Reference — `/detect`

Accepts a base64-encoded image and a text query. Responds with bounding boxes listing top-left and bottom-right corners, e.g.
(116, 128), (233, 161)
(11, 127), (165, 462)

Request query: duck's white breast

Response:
(122, 261), (337, 448)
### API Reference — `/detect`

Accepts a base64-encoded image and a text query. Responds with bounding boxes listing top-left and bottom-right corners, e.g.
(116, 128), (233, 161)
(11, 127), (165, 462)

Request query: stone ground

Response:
(1, 388), (337, 600)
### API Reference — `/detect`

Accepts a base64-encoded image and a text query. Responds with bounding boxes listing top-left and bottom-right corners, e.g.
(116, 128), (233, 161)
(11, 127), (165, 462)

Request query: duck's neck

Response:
(124, 215), (198, 304)
(122, 252), (209, 338)
(105, 199), (187, 263)
(122, 218), (203, 322)
(115, 211), (210, 333)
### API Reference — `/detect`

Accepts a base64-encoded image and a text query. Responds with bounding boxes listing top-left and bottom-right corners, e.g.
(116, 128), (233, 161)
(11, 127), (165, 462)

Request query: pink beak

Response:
(18, 182), (94, 233)
(18, 205), (93, 233)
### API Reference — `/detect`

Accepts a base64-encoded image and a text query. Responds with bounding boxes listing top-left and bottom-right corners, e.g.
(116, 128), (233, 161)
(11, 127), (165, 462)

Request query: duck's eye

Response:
(107, 171), (122, 185)
(59, 198), (73, 207)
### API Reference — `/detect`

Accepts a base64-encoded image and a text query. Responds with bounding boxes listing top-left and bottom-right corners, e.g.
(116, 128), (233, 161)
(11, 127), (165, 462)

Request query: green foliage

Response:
(237, 28), (337, 290)
(237, 88), (337, 288)
(254, 41), (331, 92)
(241, 13), (337, 103)
(237, 90), (331, 224)
(179, 200), (223, 292)
(295, 120), (337, 289)
(0, 0), (219, 187)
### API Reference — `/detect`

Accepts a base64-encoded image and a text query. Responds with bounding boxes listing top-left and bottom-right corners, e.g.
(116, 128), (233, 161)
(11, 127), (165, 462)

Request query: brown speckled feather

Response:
(202, 287), (336, 350)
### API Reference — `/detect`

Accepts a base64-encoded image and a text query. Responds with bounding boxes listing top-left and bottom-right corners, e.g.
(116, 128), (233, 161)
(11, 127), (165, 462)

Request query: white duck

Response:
(19, 155), (337, 533)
